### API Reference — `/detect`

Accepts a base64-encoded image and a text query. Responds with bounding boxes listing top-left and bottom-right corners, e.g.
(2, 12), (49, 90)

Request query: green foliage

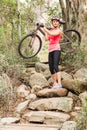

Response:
(28, 0), (45, 6)
(0, 54), (9, 73)
(0, 0), (17, 23)
(0, 74), (17, 116)
(61, 47), (86, 69)
(71, 16), (77, 25)
(46, 1), (61, 22)
(0, 0), (42, 69)
(76, 104), (87, 130)
(84, 15), (87, 21)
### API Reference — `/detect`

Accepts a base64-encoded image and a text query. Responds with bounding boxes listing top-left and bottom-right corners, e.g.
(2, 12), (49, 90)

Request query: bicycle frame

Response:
(35, 24), (72, 45)
(60, 32), (72, 45)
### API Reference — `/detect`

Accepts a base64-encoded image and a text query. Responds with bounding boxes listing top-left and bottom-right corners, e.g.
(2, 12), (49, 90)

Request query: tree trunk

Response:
(78, 0), (87, 43)
(59, 0), (87, 43)
(17, 0), (21, 40)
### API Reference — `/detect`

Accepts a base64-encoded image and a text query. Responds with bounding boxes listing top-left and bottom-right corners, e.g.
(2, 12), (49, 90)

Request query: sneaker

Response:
(52, 85), (62, 89)
(57, 85), (62, 88)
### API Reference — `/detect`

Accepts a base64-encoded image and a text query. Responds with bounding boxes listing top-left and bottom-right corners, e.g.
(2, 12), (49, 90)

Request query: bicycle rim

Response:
(61, 29), (81, 53)
(18, 34), (42, 59)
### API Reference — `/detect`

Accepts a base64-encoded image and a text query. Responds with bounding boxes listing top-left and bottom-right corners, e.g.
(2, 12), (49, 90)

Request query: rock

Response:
(74, 68), (87, 81)
(16, 84), (30, 99)
(61, 71), (72, 80)
(31, 85), (42, 94)
(23, 111), (70, 125)
(43, 69), (51, 80)
(0, 117), (20, 124)
(35, 62), (49, 73)
(19, 67), (36, 85)
(62, 78), (87, 93)
(25, 68), (36, 74)
(28, 97), (73, 112)
(74, 106), (82, 111)
(29, 72), (49, 88)
(26, 93), (37, 100)
(79, 91), (87, 105)
(37, 88), (68, 97)
(15, 100), (30, 114)
(47, 77), (52, 85)
(68, 92), (81, 107)
(70, 111), (81, 121)
(61, 68), (87, 93)
(61, 121), (76, 130)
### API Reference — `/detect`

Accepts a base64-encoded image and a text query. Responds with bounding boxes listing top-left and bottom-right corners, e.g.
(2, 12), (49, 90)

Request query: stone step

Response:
(0, 124), (59, 130)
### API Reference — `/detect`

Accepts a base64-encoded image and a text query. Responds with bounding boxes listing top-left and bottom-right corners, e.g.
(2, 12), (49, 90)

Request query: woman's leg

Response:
(57, 71), (62, 85)
(49, 52), (57, 86)
(53, 50), (62, 86)
(51, 73), (58, 85)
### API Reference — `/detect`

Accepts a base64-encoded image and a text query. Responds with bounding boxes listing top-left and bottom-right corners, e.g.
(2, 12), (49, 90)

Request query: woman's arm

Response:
(43, 27), (62, 36)
(40, 27), (49, 41)
(45, 32), (49, 41)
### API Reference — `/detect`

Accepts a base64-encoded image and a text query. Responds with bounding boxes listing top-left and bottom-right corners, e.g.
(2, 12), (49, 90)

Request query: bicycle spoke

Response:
(61, 29), (81, 53)
(18, 34), (42, 58)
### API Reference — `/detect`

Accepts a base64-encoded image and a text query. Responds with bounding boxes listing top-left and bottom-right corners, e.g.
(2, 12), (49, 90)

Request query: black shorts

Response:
(48, 50), (61, 74)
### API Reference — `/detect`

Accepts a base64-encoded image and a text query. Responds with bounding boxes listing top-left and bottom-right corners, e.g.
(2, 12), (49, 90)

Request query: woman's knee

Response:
(49, 66), (59, 74)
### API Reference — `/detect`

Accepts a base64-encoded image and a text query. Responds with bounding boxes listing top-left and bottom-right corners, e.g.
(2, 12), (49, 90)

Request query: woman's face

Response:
(52, 20), (59, 28)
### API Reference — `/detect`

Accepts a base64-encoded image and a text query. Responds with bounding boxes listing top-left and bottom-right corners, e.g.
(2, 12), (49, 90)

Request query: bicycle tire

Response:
(18, 33), (42, 59)
(61, 29), (81, 53)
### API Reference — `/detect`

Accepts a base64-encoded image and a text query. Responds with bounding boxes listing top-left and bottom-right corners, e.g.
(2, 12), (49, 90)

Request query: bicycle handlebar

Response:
(36, 23), (44, 27)
(36, 23), (52, 35)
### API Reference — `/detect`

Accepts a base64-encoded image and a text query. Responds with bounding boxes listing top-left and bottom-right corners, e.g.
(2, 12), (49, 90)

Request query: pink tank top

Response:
(48, 31), (61, 52)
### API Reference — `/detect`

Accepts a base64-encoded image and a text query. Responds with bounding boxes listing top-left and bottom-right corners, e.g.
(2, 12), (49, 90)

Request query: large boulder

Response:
(61, 71), (72, 80)
(62, 68), (87, 93)
(29, 72), (49, 88)
(74, 68), (87, 82)
(28, 97), (73, 112)
(37, 88), (68, 97)
(35, 62), (51, 79)
(35, 62), (49, 73)
(62, 79), (87, 93)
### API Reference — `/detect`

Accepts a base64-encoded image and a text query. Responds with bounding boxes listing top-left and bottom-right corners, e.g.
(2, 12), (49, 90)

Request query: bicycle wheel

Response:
(61, 29), (81, 53)
(18, 33), (42, 59)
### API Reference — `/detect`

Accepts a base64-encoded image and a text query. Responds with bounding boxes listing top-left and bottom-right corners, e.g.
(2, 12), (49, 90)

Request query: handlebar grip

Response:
(36, 23), (44, 27)
(40, 24), (44, 27)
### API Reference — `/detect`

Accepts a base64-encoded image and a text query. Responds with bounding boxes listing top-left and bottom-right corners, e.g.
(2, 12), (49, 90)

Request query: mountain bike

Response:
(18, 21), (81, 59)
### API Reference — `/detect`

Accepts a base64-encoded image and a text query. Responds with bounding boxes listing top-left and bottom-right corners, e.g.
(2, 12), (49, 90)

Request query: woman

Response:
(41, 16), (63, 88)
